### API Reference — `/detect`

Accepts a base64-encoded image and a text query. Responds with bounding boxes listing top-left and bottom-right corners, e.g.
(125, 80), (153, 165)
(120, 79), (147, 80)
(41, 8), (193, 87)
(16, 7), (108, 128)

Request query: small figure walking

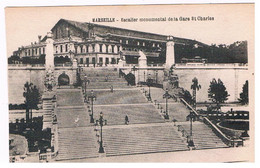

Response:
(110, 85), (113, 93)
(125, 115), (129, 125)
(105, 75), (108, 82)
(75, 115), (80, 127)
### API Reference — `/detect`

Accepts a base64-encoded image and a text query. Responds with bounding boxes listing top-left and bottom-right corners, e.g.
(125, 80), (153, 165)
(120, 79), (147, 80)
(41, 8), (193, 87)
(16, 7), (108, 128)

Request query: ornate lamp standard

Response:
(186, 111), (197, 148)
(155, 70), (158, 84)
(84, 75), (90, 102)
(147, 74), (153, 101)
(88, 90), (96, 123)
(95, 112), (107, 153)
(132, 65), (137, 85)
(163, 88), (171, 119)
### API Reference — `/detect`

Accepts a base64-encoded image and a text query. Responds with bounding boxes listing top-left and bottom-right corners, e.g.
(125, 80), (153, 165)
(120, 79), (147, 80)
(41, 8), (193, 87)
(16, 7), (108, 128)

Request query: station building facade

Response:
(13, 19), (206, 66)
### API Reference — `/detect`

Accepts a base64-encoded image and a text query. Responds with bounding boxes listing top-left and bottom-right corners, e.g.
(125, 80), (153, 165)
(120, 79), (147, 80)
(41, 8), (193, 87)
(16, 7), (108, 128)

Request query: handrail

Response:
(179, 97), (243, 147)
(180, 98), (199, 116)
(203, 117), (243, 147)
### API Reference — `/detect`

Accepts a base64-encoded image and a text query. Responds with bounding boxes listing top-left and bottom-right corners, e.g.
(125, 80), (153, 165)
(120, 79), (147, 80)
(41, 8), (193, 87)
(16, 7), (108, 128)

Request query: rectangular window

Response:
(39, 48), (41, 55)
(60, 45), (63, 53)
(65, 44), (68, 52)
(80, 58), (83, 64)
(43, 48), (45, 54)
(35, 48), (38, 55)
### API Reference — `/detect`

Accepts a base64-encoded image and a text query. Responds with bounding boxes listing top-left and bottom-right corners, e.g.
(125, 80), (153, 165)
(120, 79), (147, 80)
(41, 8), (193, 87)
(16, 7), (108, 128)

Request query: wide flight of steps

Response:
(56, 127), (99, 161)
(103, 124), (188, 156)
(181, 122), (228, 150)
(81, 68), (130, 89)
(148, 87), (190, 121)
(55, 88), (99, 161)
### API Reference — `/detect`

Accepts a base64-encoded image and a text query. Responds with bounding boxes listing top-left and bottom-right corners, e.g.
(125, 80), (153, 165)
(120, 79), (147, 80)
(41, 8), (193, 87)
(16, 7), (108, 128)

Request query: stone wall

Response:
(8, 66), (77, 104)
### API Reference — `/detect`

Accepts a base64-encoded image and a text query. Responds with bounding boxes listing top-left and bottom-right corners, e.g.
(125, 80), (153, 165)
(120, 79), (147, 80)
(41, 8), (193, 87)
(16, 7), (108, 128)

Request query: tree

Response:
(23, 82), (41, 124)
(190, 77), (201, 109)
(125, 72), (135, 86)
(208, 78), (229, 109)
(238, 80), (248, 105)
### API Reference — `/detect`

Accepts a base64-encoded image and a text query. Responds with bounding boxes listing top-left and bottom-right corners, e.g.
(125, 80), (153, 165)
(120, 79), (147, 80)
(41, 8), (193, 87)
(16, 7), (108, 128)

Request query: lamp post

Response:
(143, 71), (146, 83)
(147, 74), (152, 101)
(155, 70), (158, 84)
(163, 88), (171, 119)
(84, 75), (89, 102)
(186, 111), (196, 148)
(88, 90), (96, 123)
(95, 112), (107, 153)
(132, 65), (137, 85)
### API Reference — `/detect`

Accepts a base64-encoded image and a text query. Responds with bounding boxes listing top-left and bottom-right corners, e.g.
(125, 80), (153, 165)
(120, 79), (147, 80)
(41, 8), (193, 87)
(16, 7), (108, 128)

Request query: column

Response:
(165, 36), (175, 69)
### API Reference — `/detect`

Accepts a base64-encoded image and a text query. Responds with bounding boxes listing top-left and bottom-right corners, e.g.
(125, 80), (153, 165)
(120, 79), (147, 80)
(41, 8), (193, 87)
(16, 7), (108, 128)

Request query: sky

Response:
(5, 4), (254, 57)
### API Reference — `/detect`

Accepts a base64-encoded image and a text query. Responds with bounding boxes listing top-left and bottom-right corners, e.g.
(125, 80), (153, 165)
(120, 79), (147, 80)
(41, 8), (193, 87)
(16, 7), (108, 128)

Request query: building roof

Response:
(52, 19), (208, 46)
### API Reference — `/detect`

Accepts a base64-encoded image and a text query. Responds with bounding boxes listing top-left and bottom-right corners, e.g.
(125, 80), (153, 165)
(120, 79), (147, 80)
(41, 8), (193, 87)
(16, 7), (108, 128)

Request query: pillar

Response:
(45, 32), (54, 70)
(165, 36), (175, 69)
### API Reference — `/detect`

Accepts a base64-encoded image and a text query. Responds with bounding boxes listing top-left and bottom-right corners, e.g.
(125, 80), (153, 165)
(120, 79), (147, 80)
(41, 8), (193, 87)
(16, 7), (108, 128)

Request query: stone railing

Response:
(8, 64), (45, 67)
(54, 63), (72, 67)
(39, 150), (58, 162)
(175, 63), (248, 69)
(179, 98), (244, 147)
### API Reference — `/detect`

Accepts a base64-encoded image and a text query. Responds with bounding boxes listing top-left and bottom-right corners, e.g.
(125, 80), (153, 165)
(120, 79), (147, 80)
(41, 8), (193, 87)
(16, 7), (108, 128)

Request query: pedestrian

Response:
(110, 85), (113, 92)
(125, 115), (129, 125)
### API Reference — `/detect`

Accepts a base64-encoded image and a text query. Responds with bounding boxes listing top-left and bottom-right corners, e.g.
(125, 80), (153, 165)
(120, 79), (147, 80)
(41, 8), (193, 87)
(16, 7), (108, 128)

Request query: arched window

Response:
(102, 44), (106, 53)
(80, 46), (83, 53)
(88, 45), (93, 53)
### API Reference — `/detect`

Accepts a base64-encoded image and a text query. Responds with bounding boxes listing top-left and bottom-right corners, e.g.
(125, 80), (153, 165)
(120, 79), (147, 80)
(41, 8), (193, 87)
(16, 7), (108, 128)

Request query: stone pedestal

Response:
(118, 59), (126, 68)
(165, 36), (175, 69)
(45, 32), (54, 70)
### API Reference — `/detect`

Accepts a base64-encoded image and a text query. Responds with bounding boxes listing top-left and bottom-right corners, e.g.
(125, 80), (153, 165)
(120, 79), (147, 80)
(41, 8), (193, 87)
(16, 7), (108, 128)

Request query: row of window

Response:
(75, 44), (122, 54)
(77, 57), (118, 65)
(55, 44), (69, 53)
(118, 39), (160, 47)
(25, 47), (45, 56)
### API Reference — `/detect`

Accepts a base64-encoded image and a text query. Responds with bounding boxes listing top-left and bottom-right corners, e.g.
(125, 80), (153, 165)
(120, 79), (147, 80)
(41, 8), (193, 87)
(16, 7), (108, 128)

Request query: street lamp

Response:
(95, 112), (107, 153)
(147, 74), (153, 101)
(163, 88), (171, 119)
(143, 71), (146, 83)
(155, 70), (158, 84)
(84, 75), (90, 102)
(88, 90), (96, 123)
(186, 111), (197, 148)
(132, 65), (137, 85)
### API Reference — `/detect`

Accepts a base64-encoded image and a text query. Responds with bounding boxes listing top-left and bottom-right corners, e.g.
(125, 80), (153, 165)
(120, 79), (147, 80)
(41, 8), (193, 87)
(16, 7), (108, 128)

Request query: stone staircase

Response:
(103, 124), (188, 156)
(42, 92), (56, 130)
(181, 122), (228, 150)
(56, 127), (99, 161)
(55, 88), (99, 161)
(81, 68), (130, 89)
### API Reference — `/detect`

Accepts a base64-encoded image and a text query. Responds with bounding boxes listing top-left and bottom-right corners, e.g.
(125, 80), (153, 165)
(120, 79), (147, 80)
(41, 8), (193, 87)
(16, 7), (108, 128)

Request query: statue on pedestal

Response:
(44, 68), (56, 92)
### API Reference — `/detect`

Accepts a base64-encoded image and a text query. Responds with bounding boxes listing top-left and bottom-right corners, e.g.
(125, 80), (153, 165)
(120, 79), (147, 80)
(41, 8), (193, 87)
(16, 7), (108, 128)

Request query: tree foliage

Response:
(125, 72), (135, 86)
(238, 80), (248, 105)
(208, 78), (229, 104)
(190, 77), (201, 108)
(175, 41), (248, 64)
(23, 82), (41, 123)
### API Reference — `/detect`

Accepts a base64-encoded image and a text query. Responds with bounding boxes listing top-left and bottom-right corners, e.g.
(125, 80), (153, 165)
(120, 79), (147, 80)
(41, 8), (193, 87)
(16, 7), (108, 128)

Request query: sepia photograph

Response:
(4, 3), (254, 163)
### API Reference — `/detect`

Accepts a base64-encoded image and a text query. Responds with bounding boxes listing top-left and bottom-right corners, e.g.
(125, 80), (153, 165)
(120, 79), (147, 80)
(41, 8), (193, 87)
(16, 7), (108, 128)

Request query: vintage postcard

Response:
(6, 3), (254, 163)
